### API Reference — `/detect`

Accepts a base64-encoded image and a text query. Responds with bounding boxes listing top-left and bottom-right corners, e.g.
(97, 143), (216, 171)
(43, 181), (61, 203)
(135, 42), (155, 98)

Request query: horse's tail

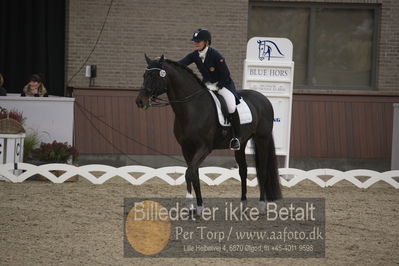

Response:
(254, 135), (282, 201)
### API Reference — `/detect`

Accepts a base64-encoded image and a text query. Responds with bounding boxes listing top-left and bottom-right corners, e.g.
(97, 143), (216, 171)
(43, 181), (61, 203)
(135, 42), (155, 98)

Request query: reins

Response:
(149, 89), (207, 107)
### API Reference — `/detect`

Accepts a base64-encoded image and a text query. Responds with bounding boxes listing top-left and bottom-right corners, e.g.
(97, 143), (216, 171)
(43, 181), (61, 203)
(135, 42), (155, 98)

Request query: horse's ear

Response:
(159, 54), (165, 63)
(144, 54), (152, 65)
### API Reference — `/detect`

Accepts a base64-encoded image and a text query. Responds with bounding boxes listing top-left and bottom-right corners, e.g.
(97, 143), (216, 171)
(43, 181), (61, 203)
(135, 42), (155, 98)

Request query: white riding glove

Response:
(205, 82), (218, 91)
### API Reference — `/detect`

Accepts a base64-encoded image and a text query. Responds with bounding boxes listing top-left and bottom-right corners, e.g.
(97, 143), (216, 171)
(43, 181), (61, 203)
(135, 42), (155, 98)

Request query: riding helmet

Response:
(192, 28), (211, 45)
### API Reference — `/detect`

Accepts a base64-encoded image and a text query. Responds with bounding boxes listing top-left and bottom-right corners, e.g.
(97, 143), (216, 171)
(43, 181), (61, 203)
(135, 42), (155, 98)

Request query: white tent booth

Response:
(243, 37), (294, 168)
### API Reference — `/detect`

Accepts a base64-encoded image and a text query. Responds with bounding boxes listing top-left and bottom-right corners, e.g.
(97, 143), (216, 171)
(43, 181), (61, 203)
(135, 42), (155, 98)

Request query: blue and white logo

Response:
(257, 40), (285, 61)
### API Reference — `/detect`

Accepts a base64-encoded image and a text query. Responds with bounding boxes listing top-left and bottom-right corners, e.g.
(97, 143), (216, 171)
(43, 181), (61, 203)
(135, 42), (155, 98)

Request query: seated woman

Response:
(21, 74), (48, 97)
(0, 73), (6, 96)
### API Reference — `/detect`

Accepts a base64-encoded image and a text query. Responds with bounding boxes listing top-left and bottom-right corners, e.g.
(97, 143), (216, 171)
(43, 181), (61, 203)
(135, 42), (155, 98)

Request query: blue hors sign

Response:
(247, 67), (292, 85)
(248, 67), (291, 78)
(243, 37), (294, 168)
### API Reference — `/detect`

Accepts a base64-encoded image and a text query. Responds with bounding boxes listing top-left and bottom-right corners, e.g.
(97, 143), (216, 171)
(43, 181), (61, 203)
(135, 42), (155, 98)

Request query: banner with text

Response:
(243, 37), (294, 167)
(124, 198), (325, 258)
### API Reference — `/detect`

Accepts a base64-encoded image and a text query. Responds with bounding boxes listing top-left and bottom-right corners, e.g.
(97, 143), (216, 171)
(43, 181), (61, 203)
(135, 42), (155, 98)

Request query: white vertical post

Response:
(0, 138), (4, 164)
(391, 103), (399, 170)
(0, 133), (25, 181)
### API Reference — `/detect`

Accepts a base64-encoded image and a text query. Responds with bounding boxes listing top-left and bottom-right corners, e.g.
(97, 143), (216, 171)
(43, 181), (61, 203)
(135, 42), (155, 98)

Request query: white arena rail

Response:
(0, 163), (398, 189)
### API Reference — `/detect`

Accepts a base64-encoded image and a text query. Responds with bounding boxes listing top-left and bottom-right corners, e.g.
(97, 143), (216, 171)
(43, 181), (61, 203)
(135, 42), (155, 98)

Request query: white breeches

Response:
(205, 82), (237, 114)
(218, 87), (237, 114)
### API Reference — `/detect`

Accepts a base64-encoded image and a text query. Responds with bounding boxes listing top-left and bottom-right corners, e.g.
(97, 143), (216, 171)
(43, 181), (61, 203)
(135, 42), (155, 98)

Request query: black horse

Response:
(136, 55), (282, 212)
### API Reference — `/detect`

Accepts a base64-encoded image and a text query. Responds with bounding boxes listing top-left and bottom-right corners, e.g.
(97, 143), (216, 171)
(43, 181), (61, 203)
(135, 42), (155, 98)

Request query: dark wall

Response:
(291, 93), (399, 159)
(0, 0), (65, 95)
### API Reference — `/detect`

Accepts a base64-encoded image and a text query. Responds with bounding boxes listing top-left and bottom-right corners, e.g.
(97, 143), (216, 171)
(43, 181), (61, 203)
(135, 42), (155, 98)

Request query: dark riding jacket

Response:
(179, 47), (240, 100)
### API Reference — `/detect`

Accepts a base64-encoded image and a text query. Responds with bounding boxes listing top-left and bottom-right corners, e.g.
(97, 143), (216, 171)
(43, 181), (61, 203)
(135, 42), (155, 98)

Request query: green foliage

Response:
(23, 131), (41, 162)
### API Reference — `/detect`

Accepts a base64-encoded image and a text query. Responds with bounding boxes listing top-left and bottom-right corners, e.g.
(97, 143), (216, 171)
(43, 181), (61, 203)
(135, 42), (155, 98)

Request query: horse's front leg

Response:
(185, 166), (202, 209)
(183, 144), (211, 215)
(181, 146), (194, 210)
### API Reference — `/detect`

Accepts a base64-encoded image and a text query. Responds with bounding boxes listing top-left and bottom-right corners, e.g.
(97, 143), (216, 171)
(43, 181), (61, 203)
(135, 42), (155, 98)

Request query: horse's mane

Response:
(164, 59), (208, 90)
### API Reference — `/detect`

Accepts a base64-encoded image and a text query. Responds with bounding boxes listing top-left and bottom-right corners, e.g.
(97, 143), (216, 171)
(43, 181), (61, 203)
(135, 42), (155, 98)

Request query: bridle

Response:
(141, 67), (207, 107)
(145, 67), (166, 77)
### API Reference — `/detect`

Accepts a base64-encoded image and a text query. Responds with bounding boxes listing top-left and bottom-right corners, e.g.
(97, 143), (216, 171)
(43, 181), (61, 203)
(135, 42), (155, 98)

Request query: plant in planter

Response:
(31, 141), (79, 181)
(23, 130), (41, 162)
(0, 107), (44, 162)
(0, 107), (26, 182)
(0, 107), (25, 134)
(0, 107), (25, 123)
(33, 141), (78, 163)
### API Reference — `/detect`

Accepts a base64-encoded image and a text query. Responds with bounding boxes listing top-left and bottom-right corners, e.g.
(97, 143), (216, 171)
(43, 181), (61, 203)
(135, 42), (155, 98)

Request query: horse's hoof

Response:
(185, 193), (194, 210)
(186, 203), (195, 215)
(196, 205), (204, 216)
(258, 201), (266, 213)
(185, 201), (194, 211)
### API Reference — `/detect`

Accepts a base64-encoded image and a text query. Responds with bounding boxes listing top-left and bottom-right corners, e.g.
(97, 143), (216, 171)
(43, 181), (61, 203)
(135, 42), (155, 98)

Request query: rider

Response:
(179, 28), (241, 150)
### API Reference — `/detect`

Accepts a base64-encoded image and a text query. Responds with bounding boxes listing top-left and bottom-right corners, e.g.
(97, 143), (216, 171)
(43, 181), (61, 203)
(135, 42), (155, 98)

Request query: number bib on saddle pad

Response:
(208, 90), (253, 127)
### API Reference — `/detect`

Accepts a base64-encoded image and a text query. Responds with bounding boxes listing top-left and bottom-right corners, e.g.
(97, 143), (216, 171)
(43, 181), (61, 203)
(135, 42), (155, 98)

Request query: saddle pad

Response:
(208, 90), (253, 126)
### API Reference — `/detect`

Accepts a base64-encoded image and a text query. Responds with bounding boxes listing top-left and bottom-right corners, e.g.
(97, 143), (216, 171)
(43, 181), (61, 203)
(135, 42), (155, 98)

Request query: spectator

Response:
(0, 73), (6, 96)
(21, 73), (48, 97)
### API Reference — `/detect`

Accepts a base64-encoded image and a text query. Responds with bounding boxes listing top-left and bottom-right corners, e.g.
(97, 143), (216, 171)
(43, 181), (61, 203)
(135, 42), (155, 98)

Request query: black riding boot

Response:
(229, 110), (241, 150)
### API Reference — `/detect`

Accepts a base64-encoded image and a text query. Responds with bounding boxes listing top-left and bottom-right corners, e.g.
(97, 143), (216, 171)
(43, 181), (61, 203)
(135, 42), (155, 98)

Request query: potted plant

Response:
(23, 130), (41, 162)
(0, 108), (46, 162)
(31, 141), (79, 181)
(33, 141), (78, 163)
(0, 107), (26, 181)
(0, 107), (26, 124)
(0, 107), (26, 134)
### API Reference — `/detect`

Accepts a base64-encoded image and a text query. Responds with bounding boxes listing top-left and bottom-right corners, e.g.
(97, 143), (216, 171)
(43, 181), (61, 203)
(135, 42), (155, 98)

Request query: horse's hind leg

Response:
(235, 140), (248, 202)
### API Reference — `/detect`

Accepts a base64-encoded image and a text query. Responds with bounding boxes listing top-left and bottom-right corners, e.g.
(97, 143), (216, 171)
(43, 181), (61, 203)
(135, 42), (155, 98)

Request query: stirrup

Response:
(230, 137), (240, 151)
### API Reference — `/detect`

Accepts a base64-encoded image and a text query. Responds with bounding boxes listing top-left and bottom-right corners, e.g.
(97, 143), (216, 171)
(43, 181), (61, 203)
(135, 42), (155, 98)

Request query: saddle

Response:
(208, 91), (253, 126)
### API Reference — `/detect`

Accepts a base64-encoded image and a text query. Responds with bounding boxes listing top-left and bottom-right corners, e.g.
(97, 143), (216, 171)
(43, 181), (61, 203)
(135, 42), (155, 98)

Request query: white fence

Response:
(0, 163), (398, 189)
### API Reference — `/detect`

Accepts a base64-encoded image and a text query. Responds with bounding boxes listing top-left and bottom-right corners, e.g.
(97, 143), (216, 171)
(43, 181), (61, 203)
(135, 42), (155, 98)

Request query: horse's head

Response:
(136, 54), (168, 109)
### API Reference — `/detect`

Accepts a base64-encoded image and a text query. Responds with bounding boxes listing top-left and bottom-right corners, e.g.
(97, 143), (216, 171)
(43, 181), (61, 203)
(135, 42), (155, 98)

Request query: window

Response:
(248, 2), (379, 90)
